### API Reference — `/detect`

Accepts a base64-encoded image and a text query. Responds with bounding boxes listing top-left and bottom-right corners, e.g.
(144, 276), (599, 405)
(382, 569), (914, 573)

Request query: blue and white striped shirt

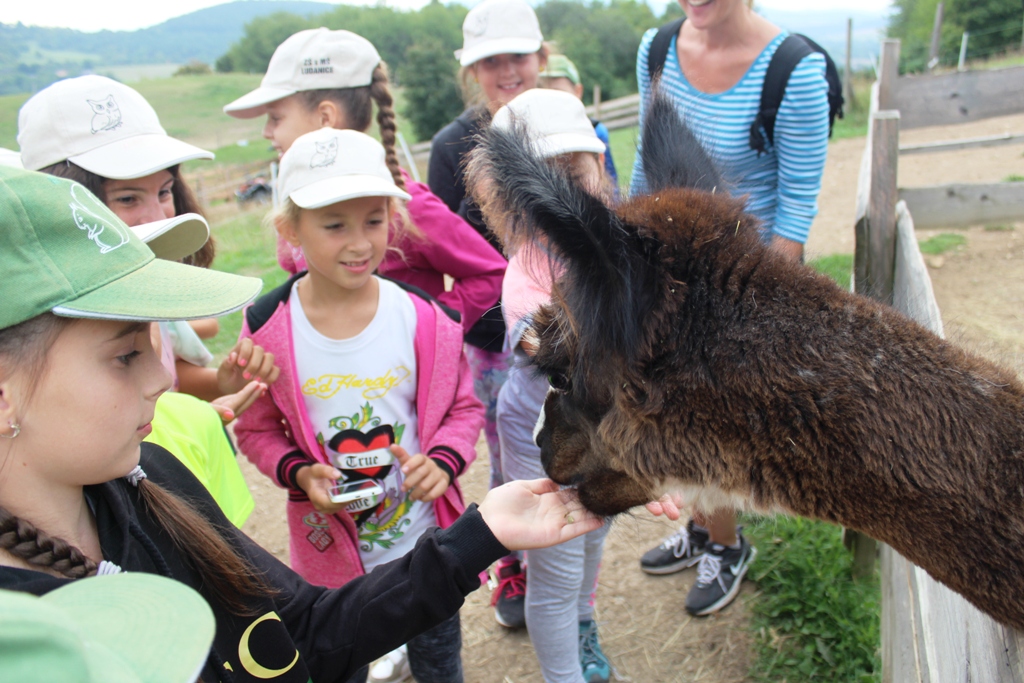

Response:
(632, 29), (830, 244)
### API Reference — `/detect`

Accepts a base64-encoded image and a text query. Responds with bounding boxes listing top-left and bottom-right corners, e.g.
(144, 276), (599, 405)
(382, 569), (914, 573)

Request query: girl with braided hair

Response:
(0, 166), (603, 683)
(224, 28), (505, 337)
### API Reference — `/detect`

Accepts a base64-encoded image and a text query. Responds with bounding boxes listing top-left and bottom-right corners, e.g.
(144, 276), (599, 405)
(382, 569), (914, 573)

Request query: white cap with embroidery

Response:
(17, 75), (213, 179)
(224, 28), (381, 119)
(456, 0), (543, 67)
(278, 128), (411, 209)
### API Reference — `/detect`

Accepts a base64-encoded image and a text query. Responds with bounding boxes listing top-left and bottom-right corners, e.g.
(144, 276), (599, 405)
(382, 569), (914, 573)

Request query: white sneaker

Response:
(369, 645), (411, 683)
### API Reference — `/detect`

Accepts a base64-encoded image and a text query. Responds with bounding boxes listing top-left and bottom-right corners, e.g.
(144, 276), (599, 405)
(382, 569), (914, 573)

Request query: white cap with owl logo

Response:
(277, 128), (411, 209)
(223, 28), (382, 119)
(17, 75), (213, 180)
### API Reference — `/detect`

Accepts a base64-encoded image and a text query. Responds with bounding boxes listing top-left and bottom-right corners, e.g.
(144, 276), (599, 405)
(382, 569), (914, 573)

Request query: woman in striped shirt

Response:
(632, 0), (830, 616)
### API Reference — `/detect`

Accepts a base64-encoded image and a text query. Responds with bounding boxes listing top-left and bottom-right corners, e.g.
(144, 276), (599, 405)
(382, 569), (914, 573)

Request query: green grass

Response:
(985, 224), (1015, 232)
(745, 516), (881, 682)
(918, 233), (967, 255)
(808, 253), (854, 290)
(1003, 173), (1024, 182)
(205, 210), (291, 360)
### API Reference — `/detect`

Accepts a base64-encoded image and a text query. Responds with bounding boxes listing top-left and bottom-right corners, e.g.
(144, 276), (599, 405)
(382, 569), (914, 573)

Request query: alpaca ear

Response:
(466, 120), (662, 362)
(639, 89), (726, 195)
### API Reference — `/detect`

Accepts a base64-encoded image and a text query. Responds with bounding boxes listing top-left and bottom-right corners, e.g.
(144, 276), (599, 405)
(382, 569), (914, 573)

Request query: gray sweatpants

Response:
(497, 364), (610, 683)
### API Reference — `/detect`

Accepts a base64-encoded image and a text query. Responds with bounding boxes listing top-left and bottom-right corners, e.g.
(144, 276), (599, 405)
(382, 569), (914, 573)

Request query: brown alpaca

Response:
(467, 94), (1024, 630)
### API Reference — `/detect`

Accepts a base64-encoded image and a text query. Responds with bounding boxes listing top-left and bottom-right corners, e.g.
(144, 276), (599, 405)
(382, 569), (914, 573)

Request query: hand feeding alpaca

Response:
(467, 93), (1024, 630)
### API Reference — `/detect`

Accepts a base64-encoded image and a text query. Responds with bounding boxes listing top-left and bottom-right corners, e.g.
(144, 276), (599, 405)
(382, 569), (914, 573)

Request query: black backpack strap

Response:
(647, 17), (685, 84)
(749, 34), (813, 156)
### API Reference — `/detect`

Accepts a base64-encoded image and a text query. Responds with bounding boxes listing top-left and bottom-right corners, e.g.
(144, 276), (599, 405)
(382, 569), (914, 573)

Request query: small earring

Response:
(0, 422), (19, 439)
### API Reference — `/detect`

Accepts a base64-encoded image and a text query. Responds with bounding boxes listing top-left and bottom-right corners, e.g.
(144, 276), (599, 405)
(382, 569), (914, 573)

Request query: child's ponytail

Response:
(136, 478), (276, 616)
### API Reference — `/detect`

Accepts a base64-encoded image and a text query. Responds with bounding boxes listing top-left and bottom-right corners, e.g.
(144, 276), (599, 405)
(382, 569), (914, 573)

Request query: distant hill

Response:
(0, 1), (331, 95)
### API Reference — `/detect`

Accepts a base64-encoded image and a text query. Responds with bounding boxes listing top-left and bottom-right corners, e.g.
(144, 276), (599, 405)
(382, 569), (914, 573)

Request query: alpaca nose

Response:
(532, 403), (547, 447)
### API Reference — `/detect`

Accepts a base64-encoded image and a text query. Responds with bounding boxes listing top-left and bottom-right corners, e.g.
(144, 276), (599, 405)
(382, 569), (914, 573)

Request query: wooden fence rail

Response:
(860, 38), (1024, 681)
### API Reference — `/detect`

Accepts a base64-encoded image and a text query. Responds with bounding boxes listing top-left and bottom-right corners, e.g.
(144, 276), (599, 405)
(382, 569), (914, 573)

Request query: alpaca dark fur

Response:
(467, 93), (1024, 630)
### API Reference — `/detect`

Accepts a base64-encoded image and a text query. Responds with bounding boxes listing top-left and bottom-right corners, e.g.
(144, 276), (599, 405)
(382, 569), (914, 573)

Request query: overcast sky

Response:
(3, 0), (892, 33)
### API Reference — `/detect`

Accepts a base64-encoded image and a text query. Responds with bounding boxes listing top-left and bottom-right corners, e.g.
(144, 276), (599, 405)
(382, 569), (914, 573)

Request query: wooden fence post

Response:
(593, 84), (602, 118)
(928, 2), (944, 71)
(877, 40), (901, 111)
(855, 110), (900, 305)
(845, 18), (856, 107)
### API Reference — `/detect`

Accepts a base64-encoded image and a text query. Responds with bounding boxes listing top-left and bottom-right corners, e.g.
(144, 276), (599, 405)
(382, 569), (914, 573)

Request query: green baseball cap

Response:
(0, 573), (215, 683)
(0, 166), (262, 329)
(541, 54), (581, 86)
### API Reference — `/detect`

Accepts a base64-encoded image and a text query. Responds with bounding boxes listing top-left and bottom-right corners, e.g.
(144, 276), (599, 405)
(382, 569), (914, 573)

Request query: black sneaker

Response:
(639, 520), (710, 575)
(490, 557), (526, 629)
(685, 534), (757, 616)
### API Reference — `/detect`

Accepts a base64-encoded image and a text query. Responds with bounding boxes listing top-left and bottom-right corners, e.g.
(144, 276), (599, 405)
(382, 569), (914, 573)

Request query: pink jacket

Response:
(234, 274), (484, 588)
(278, 168), (506, 333)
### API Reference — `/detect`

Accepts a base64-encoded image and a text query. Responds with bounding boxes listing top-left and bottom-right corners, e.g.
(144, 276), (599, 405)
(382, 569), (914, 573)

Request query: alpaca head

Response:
(468, 93), (759, 515)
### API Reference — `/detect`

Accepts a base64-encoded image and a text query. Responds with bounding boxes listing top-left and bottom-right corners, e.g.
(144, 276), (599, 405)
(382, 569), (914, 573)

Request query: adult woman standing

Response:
(633, 0), (830, 615)
(428, 0), (548, 630)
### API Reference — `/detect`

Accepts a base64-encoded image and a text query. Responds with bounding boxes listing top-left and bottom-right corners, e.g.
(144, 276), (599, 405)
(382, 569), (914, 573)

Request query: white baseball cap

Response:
(0, 148), (23, 168)
(133, 213), (210, 262)
(223, 29), (381, 119)
(278, 128), (411, 209)
(17, 76), (213, 179)
(456, 0), (543, 67)
(492, 89), (605, 158)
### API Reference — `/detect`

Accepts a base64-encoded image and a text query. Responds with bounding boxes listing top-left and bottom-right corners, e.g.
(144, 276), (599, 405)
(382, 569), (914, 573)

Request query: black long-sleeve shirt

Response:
(0, 443), (506, 683)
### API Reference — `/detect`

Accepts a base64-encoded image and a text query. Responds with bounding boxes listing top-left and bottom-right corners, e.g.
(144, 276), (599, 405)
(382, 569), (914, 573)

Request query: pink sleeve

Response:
(232, 314), (306, 488)
(403, 172), (506, 331)
(502, 245), (557, 334)
(424, 348), (483, 479)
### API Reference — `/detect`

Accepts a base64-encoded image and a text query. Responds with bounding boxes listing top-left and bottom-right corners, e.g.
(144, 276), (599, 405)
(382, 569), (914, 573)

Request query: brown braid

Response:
(0, 507), (97, 578)
(368, 62), (405, 191)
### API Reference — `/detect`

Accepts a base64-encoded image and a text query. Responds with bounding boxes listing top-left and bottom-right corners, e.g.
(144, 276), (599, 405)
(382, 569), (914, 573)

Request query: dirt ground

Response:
(237, 112), (1024, 682)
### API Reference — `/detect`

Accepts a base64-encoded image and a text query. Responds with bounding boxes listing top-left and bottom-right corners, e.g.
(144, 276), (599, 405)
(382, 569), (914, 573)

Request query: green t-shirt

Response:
(145, 392), (254, 528)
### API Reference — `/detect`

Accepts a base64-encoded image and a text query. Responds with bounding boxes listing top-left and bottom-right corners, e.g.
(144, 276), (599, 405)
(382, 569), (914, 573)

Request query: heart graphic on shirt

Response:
(327, 425), (396, 481)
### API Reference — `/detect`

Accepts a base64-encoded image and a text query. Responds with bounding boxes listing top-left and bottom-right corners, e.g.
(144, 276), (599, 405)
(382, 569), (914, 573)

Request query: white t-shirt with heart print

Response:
(290, 277), (437, 571)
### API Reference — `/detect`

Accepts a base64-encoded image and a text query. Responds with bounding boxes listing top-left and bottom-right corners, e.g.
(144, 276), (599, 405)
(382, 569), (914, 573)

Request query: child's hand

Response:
(478, 479), (605, 551)
(645, 493), (684, 520)
(217, 339), (280, 396)
(296, 463), (348, 514)
(391, 445), (450, 502)
(209, 380), (268, 423)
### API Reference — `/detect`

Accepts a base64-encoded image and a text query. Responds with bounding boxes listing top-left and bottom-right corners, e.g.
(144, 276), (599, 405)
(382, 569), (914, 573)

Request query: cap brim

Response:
(458, 37), (543, 66)
(52, 258), (262, 321)
(223, 86), (298, 119)
(536, 133), (607, 159)
(131, 213), (210, 262)
(44, 573), (215, 683)
(289, 175), (412, 209)
(69, 134), (213, 180)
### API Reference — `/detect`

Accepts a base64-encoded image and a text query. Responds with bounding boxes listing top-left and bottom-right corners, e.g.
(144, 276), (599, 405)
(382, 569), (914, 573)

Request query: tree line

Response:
(215, 0), (682, 141)
(887, 0), (1024, 72)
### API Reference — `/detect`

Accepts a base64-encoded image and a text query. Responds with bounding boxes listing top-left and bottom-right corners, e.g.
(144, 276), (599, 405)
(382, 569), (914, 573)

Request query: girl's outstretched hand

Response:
(477, 479), (605, 551)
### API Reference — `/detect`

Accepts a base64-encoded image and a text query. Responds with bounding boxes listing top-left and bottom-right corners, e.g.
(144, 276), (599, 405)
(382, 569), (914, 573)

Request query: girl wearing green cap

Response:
(0, 166), (604, 683)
